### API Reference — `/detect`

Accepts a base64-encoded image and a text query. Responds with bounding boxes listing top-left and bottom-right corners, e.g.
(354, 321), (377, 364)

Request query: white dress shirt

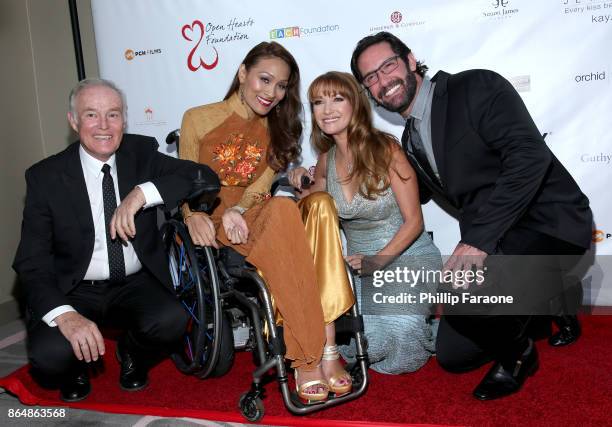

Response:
(42, 146), (163, 326)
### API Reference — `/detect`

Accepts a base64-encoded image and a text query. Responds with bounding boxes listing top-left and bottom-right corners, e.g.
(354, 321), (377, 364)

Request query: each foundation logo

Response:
(269, 26), (301, 39)
(270, 24), (340, 39)
(124, 49), (135, 61)
(145, 107), (153, 121)
(492, 0), (509, 7)
(390, 11), (403, 24)
(593, 229), (611, 243)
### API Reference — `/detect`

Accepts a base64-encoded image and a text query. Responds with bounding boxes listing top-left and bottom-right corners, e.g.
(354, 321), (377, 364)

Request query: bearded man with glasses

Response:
(350, 31), (592, 400)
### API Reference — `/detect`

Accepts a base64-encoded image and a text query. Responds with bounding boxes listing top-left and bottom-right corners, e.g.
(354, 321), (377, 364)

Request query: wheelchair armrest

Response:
(185, 170), (221, 212)
(270, 174), (311, 196)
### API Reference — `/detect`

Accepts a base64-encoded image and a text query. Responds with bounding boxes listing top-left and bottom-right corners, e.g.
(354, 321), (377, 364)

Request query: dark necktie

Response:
(406, 118), (438, 182)
(101, 164), (126, 282)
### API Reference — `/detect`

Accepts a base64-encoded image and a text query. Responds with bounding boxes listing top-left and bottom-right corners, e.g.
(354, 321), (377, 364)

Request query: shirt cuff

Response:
(137, 182), (163, 209)
(42, 305), (76, 327)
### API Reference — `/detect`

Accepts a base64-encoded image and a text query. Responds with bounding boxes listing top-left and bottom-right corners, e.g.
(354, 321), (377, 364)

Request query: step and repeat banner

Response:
(91, 0), (612, 305)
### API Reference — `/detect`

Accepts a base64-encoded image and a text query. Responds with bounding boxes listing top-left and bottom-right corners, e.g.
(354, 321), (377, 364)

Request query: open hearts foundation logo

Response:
(182, 20), (219, 71)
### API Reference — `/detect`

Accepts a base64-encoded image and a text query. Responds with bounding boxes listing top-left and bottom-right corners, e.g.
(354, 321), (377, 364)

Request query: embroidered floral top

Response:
(179, 93), (276, 219)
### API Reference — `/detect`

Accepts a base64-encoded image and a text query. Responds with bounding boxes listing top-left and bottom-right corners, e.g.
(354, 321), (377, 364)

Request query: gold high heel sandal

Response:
(295, 368), (329, 404)
(322, 345), (352, 397)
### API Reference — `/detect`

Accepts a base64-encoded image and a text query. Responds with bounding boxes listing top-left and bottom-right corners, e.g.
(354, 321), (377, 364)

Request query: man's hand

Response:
(55, 312), (105, 363)
(444, 243), (488, 289)
(110, 187), (146, 242)
(185, 212), (219, 248)
(222, 208), (249, 244)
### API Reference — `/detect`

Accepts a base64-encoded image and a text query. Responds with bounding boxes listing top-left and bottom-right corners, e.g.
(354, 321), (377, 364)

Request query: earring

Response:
(239, 87), (245, 104)
(276, 104), (281, 115)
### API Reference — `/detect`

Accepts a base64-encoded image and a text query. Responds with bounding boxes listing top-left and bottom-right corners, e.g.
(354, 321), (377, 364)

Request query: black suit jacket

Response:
(402, 70), (592, 254)
(13, 134), (218, 320)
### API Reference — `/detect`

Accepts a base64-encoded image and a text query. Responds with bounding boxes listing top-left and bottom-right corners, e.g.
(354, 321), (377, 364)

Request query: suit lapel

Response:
(401, 120), (445, 198)
(116, 139), (137, 199)
(430, 71), (449, 186)
(62, 143), (94, 236)
(61, 144), (95, 280)
(115, 139), (143, 254)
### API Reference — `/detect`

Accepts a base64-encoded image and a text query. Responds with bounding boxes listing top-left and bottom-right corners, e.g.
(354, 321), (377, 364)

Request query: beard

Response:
(376, 69), (417, 113)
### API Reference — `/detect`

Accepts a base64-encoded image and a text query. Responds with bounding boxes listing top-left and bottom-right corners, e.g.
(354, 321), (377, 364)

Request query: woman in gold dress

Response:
(179, 42), (353, 402)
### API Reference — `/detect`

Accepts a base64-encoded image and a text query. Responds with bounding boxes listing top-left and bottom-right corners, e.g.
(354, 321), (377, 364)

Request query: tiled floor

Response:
(0, 320), (271, 427)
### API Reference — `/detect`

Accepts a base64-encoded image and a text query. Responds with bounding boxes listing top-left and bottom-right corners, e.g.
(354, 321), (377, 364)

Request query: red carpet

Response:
(1, 315), (611, 426)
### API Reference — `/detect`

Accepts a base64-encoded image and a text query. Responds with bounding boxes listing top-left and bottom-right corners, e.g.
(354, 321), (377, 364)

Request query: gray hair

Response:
(68, 78), (128, 123)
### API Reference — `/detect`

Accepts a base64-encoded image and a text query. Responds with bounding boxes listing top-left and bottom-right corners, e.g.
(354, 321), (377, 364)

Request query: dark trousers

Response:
(436, 226), (586, 372)
(26, 269), (188, 381)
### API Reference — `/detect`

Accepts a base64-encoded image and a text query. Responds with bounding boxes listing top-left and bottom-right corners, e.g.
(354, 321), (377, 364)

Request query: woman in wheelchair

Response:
(289, 72), (441, 374)
(178, 42), (354, 403)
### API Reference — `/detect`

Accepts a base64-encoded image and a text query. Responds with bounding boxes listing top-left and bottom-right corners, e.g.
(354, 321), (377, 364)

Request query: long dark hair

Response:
(308, 71), (403, 199)
(225, 42), (302, 171)
(350, 31), (428, 82)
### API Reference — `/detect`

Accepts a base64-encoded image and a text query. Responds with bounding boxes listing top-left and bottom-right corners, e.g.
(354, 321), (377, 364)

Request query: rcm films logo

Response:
(593, 229), (612, 243)
(181, 17), (255, 72)
(124, 48), (162, 61)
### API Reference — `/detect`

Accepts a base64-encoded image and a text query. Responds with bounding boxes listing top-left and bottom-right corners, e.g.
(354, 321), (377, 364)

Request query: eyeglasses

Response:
(362, 55), (401, 88)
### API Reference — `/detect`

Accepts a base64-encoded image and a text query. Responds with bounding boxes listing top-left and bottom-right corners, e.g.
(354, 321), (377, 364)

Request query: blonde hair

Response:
(308, 71), (402, 199)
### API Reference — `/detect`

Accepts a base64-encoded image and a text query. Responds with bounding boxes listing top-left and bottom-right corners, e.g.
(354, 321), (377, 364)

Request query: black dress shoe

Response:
(473, 341), (539, 401)
(60, 371), (91, 402)
(549, 315), (581, 346)
(116, 344), (149, 391)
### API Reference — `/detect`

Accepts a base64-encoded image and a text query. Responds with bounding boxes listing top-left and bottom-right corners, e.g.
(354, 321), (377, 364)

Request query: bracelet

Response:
(182, 204), (207, 221)
(230, 205), (247, 215)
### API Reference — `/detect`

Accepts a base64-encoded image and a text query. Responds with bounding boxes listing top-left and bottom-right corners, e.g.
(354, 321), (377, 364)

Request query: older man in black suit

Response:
(350, 32), (592, 400)
(13, 78), (218, 402)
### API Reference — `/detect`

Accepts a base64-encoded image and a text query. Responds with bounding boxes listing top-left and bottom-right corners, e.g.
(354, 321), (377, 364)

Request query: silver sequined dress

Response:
(326, 146), (442, 374)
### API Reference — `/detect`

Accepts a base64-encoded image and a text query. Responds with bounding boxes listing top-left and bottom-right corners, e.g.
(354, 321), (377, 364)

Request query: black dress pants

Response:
(26, 269), (188, 382)
(436, 226), (586, 372)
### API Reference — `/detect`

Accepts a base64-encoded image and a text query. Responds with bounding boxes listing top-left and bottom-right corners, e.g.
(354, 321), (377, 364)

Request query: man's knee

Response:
(138, 302), (188, 344)
(28, 326), (76, 377)
(436, 349), (477, 373)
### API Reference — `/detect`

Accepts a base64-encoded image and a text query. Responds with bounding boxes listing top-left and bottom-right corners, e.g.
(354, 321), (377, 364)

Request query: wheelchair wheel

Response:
(239, 391), (265, 422)
(198, 312), (234, 378)
(162, 219), (228, 378)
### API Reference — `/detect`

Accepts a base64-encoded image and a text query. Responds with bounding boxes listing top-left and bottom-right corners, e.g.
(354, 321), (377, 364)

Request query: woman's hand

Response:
(345, 254), (365, 274)
(185, 212), (219, 248)
(287, 167), (313, 191)
(222, 208), (249, 244)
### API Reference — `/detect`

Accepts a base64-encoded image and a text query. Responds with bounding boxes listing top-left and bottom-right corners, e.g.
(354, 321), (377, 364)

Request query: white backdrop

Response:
(91, 0), (612, 305)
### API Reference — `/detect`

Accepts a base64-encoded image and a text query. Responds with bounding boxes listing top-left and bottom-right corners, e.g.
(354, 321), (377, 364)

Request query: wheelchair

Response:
(162, 130), (369, 422)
